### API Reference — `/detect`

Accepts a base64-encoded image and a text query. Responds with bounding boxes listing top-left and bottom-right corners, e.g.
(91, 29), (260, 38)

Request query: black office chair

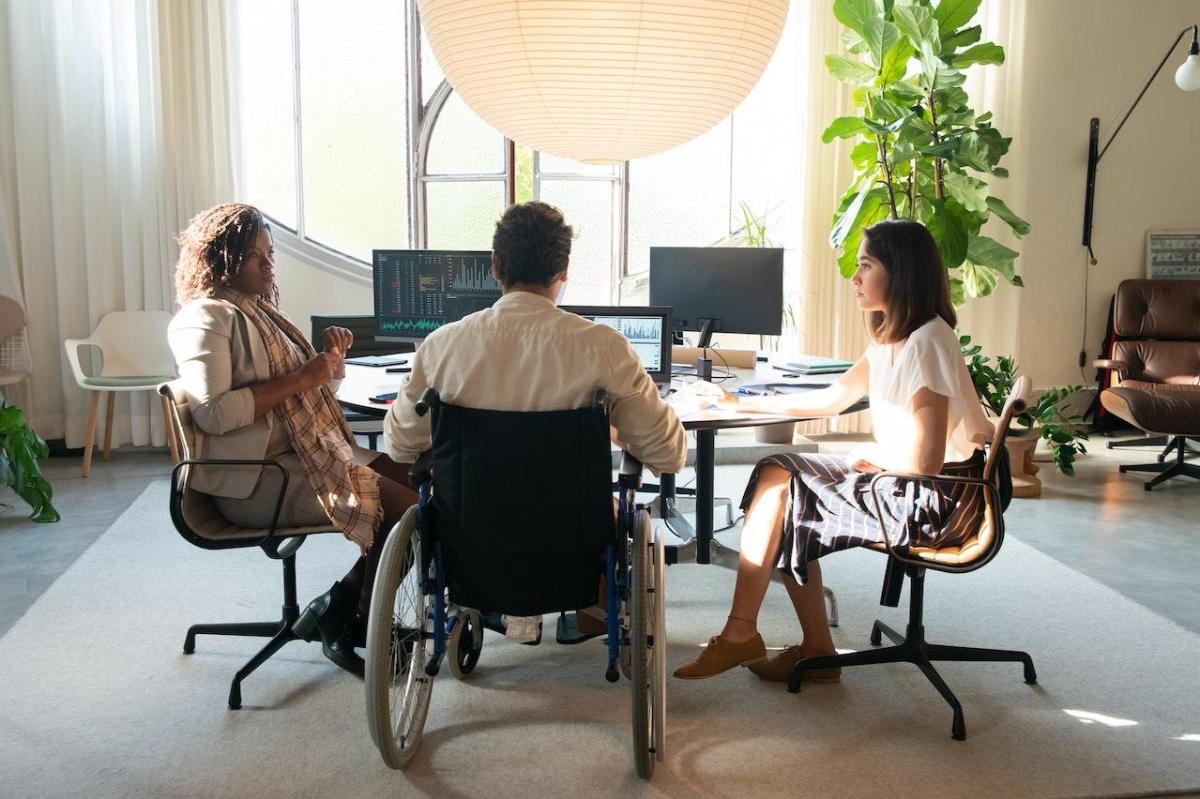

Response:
(787, 377), (1038, 741)
(159, 381), (342, 709)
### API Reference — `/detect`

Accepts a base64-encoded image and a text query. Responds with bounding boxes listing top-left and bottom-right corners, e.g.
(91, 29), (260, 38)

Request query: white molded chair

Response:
(64, 310), (176, 476)
(0, 294), (32, 391)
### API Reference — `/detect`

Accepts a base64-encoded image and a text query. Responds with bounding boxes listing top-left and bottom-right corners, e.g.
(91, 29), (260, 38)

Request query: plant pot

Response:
(1004, 427), (1041, 498)
(754, 421), (796, 445)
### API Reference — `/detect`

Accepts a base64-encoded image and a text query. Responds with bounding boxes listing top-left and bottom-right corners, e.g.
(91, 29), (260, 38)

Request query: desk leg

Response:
(695, 428), (716, 564)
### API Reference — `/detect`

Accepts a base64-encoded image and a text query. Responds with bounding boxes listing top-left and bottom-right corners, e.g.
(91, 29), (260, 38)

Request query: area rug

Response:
(0, 481), (1196, 798)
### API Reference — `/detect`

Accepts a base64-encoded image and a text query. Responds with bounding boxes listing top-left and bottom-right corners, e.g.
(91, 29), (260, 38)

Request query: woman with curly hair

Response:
(169, 202), (415, 677)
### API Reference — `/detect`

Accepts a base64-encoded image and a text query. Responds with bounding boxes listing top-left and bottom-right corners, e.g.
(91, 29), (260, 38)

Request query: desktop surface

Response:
(373, 249), (500, 343)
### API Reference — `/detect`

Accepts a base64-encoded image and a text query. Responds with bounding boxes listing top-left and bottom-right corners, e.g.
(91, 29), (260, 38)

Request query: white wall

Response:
(1011, 0), (1200, 388)
(273, 247), (373, 332)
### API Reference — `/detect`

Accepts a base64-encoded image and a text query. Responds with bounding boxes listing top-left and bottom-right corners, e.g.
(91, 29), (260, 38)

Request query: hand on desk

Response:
(675, 380), (739, 411)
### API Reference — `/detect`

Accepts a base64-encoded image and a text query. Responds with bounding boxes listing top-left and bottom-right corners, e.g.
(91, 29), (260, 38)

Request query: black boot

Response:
(293, 581), (365, 677)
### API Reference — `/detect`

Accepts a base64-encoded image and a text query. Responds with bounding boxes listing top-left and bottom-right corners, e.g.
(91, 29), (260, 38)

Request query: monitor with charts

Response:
(561, 305), (673, 387)
(373, 249), (502, 344)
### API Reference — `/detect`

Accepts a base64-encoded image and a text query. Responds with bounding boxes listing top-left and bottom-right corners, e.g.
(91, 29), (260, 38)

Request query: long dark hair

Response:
(861, 219), (955, 343)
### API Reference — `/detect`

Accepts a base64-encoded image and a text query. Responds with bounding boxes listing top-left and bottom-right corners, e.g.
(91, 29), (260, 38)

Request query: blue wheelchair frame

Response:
(410, 391), (643, 683)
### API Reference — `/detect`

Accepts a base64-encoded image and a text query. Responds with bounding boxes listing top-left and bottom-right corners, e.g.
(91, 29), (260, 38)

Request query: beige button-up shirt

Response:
(384, 291), (687, 475)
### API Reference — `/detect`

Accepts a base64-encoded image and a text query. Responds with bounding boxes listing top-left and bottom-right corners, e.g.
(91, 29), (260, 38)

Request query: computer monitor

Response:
(373, 250), (502, 344)
(560, 305), (673, 386)
(649, 246), (784, 347)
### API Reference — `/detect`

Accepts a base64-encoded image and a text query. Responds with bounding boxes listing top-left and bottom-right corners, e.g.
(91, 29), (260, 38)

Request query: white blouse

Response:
(866, 316), (993, 464)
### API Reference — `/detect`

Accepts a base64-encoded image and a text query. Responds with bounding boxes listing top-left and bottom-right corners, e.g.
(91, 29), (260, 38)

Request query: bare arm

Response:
(852, 387), (948, 475)
(734, 355), (869, 418)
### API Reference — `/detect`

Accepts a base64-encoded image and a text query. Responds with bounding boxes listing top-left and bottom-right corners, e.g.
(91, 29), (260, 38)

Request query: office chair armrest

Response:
(170, 458), (292, 549)
(63, 338), (99, 387)
(1092, 358), (1128, 380)
(617, 450), (644, 490)
(864, 471), (1001, 571)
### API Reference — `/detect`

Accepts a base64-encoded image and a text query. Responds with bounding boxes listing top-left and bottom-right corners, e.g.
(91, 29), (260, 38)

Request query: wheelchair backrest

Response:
(425, 395), (617, 616)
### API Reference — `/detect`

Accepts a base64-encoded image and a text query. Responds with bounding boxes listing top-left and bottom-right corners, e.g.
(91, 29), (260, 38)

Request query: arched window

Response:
(229, 0), (803, 308)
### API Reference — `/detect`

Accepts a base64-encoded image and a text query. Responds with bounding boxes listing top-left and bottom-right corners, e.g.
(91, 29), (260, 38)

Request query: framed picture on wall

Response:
(1146, 230), (1200, 279)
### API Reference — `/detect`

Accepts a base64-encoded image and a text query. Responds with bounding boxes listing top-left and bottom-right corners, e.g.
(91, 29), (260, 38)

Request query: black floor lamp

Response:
(1076, 23), (1199, 373)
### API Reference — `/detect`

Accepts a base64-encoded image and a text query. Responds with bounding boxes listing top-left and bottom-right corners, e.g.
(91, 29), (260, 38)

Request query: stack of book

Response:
(773, 355), (854, 375)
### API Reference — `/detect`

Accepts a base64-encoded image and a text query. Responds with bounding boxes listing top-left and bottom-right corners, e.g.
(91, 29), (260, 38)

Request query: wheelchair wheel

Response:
(628, 507), (665, 779)
(447, 608), (483, 679)
(365, 506), (434, 769)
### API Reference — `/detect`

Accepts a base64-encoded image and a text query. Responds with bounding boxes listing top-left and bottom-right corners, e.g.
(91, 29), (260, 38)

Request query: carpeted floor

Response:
(0, 481), (1197, 798)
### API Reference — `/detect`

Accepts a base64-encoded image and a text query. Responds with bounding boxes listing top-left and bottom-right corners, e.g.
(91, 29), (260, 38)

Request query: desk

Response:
(337, 361), (865, 566)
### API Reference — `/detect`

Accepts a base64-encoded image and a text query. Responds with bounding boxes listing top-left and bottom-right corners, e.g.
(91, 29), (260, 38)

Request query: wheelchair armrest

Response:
(415, 387), (440, 417)
(408, 449), (434, 488)
(618, 450), (644, 490)
(171, 458), (292, 549)
(864, 470), (1001, 570)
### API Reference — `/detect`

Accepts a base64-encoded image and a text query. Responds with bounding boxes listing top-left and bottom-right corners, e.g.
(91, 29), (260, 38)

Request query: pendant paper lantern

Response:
(419, 0), (789, 164)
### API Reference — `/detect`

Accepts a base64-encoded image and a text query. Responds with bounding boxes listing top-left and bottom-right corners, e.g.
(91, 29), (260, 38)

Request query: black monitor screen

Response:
(373, 250), (501, 342)
(649, 247), (784, 336)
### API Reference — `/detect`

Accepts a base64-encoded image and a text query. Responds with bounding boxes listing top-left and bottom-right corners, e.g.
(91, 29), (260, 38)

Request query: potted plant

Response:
(0, 396), (60, 522)
(823, 0), (1029, 303)
(960, 335), (1088, 496)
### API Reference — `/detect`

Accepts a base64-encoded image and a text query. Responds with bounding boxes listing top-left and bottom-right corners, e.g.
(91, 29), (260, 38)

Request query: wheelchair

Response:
(364, 388), (667, 778)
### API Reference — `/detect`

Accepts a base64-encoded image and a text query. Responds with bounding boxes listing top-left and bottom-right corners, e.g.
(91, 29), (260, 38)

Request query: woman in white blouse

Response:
(674, 219), (993, 682)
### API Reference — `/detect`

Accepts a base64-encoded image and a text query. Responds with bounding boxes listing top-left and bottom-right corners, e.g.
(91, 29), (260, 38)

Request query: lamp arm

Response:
(1082, 24), (1197, 251)
(1098, 24), (1198, 163)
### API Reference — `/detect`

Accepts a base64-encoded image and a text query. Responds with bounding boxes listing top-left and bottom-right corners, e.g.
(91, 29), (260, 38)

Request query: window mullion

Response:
(290, 0), (305, 238)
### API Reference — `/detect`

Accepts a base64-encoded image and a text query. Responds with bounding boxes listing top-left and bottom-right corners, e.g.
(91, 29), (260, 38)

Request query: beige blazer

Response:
(167, 298), (278, 499)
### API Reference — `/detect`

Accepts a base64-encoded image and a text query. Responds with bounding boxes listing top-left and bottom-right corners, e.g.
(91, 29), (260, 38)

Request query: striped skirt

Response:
(739, 450), (986, 585)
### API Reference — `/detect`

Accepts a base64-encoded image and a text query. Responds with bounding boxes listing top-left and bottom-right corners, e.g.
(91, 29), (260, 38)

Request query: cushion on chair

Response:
(179, 485), (336, 543)
(1111, 340), (1200, 385)
(865, 491), (999, 568)
(83, 375), (176, 388)
(1102, 382), (1200, 436)
(1114, 279), (1200, 340)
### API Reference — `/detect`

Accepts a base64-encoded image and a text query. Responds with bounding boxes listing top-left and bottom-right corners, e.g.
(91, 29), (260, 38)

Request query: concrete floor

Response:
(0, 433), (1197, 637)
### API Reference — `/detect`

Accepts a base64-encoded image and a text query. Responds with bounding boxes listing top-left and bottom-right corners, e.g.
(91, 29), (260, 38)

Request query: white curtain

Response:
(789, 0), (869, 434)
(0, 0), (233, 447)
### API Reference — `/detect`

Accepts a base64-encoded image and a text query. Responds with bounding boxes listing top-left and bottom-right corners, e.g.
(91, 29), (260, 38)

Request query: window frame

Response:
(233, 0), (631, 301)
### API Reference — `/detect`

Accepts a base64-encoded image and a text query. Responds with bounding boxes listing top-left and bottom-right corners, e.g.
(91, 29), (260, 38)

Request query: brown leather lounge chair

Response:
(1094, 279), (1200, 490)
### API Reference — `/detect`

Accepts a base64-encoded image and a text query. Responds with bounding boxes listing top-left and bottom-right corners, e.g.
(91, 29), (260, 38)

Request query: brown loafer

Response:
(747, 645), (841, 683)
(673, 634), (767, 680)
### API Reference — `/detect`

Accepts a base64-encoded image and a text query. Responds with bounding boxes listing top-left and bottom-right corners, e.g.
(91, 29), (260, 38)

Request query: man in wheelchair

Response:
(384, 201), (687, 642)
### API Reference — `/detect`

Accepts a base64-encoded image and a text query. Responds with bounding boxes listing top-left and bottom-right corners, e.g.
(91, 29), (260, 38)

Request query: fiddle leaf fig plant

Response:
(825, 0), (1030, 304)
(960, 335), (1089, 476)
(0, 396), (60, 522)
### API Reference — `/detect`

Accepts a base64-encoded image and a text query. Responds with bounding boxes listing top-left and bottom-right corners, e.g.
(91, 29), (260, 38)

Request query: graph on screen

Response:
(374, 250), (501, 341)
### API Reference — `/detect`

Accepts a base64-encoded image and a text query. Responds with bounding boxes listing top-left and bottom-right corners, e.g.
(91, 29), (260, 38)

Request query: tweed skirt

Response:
(739, 450), (986, 584)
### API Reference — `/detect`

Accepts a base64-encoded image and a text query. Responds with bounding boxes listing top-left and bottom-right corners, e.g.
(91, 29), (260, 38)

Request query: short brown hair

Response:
(861, 219), (956, 343)
(174, 203), (274, 305)
(490, 202), (573, 287)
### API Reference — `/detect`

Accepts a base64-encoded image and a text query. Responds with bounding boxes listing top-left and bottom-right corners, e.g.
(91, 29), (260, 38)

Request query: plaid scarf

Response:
(220, 289), (382, 551)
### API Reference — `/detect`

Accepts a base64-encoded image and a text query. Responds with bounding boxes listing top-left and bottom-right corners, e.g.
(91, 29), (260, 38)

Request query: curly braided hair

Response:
(174, 203), (278, 306)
